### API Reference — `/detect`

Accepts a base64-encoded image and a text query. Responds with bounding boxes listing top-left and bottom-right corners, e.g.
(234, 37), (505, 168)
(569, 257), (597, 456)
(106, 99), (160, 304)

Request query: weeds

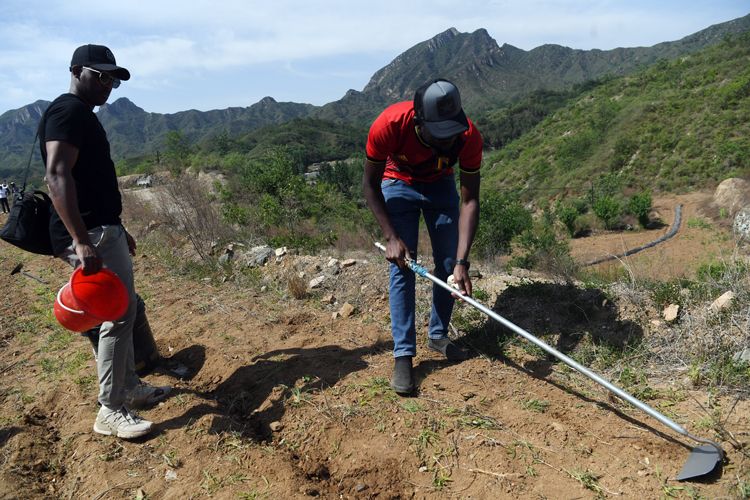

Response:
(455, 407), (502, 430)
(359, 377), (397, 405)
(432, 469), (453, 490)
(400, 400), (423, 414)
(287, 386), (312, 407)
(570, 469), (604, 496)
(162, 450), (181, 468)
(522, 399), (550, 413)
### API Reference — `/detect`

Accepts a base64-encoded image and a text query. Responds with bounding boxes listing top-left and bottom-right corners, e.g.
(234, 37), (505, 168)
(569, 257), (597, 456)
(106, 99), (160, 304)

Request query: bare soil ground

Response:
(0, 191), (748, 499)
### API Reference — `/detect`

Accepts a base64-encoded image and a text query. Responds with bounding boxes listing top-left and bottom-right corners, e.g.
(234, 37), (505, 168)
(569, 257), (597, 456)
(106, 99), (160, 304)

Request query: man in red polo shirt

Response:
(363, 79), (482, 395)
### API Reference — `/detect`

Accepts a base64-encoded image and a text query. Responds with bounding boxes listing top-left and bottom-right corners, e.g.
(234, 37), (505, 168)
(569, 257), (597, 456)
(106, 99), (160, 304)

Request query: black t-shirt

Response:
(39, 93), (122, 255)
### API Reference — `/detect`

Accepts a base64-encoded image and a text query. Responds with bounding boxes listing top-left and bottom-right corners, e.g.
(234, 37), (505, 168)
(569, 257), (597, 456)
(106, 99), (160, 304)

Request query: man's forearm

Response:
(456, 199), (479, 260)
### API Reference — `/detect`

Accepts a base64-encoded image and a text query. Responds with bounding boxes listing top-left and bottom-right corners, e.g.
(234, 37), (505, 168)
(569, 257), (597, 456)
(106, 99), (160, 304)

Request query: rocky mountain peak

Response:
(98, 97), (145, 116)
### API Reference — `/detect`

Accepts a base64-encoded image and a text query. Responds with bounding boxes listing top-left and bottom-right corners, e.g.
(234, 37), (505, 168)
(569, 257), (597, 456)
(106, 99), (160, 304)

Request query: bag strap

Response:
(21, 104), (53, 197)
(20, 130), (39, 197)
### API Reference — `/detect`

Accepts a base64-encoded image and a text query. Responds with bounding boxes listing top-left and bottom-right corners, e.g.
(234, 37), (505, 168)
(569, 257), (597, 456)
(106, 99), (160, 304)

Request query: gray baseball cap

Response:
(414, 79), (469, 139)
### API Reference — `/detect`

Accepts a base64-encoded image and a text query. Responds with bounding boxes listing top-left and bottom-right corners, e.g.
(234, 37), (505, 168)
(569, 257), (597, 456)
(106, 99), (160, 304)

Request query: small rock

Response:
(327, 258), (340, 268)
(710, 291), (735, 313)
(275, 247), (288, 257)
(165, 469), (178, 481)
(650, 319), (663, 327)
(355, 484), (367, 492)
(332, 312), (340, 320)
(342, 259), (356, 268)
(663, 304), (680, 323)
(461, 392), (476, 401)
(733, 348), (750, 363)
(218, 252), (232, 265)
(321, 294), (335, 304)
(419, 466), (428, 473)
(339, 303), (355, 318)
(270, 421), (284, 432)
(260, 285), (268, 292)
(637, 469), (650, 477)
(309, 276), (326, 289)
(550, 422), (565, 433)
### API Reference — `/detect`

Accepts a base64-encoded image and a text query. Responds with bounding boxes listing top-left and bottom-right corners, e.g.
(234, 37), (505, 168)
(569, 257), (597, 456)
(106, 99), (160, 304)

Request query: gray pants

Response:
(61, 225), (139, 409)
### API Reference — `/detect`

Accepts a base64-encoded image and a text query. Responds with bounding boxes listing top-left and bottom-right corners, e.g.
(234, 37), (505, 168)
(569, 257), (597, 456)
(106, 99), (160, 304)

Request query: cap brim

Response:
(423, 119), (469, 140)
(89, 63), (130, 81)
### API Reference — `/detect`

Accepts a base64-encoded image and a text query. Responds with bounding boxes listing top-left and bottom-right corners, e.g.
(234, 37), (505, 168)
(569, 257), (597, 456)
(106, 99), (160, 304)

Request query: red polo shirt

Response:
(366, 101), (482, 184)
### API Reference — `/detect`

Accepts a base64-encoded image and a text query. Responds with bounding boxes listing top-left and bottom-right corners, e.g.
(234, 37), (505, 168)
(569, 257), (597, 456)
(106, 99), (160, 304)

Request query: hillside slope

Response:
(484, 32), (750, 200)
(0, 193), (748, 498)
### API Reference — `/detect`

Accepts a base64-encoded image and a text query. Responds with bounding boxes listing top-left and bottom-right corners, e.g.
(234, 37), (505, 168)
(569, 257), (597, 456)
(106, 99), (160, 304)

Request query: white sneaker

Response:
(94, 406), (152, 439)
(124, 382), (172, 409)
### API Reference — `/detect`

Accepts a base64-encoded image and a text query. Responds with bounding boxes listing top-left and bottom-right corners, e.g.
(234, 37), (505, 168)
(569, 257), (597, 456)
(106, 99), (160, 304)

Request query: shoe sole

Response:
(125, 388), (172, 409)
(428, 345), (469, 362)
(391, 384), (415, 395)
(93, 422), (152, 439)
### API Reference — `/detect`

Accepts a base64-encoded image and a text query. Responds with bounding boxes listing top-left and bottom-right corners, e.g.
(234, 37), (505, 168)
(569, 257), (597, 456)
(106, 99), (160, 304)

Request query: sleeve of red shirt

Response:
(366, 107), (399, 163)
(458, 120), (483, 171)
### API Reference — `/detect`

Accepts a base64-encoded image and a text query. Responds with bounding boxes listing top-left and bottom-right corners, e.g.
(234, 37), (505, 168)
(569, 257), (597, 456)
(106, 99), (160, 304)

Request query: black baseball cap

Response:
(414, 79), (469, 139)
(70, 44), (130, 81)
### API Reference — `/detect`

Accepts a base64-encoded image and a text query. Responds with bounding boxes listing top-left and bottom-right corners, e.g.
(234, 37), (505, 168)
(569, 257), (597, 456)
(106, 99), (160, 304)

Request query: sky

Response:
(0, 1), (748, 115)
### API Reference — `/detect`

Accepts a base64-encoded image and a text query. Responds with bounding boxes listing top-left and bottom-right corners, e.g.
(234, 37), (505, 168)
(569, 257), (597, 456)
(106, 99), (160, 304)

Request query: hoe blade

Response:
(676, 444), (723, 481)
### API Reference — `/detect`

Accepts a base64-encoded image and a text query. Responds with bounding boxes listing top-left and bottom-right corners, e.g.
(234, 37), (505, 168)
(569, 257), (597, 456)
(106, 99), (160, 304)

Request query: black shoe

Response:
(391, 356), (415, 395)
(428, 338), (470, 362)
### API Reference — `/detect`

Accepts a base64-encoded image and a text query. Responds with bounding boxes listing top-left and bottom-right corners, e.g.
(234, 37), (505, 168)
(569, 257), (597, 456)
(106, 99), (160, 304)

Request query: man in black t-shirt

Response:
(41, 44), (170, 440)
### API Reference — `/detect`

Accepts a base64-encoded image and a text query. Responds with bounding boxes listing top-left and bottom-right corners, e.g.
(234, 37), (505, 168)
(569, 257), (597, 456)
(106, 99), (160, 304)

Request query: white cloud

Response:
(0, 0), (746, 112)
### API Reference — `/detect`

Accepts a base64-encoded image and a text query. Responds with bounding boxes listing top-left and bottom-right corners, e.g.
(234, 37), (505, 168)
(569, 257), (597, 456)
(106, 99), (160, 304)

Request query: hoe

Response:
(375, 242), (724, 481)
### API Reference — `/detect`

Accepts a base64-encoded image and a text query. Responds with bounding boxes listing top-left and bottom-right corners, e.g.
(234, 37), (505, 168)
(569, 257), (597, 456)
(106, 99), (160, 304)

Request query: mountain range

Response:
(1, 13), (749, 178)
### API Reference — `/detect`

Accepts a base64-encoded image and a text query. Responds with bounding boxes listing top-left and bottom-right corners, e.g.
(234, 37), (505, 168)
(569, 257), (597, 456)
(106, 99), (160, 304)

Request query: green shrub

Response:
(592, 196), (622, 229)
(221, 202), (250, 226)
(627, 191), (652, 228)
(510, 214), (575, 277)
(696, 260), (749, 282)
(555, 203), (577, 237)
(474, 192), (533, 258)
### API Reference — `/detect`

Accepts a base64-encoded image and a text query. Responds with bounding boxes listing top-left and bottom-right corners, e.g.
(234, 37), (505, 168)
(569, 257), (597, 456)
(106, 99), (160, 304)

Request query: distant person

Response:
(40, 44), (170, 440)
(9, 182), (19, 201)
(363, 79), (482, 395)
(0, 181), (9, 213)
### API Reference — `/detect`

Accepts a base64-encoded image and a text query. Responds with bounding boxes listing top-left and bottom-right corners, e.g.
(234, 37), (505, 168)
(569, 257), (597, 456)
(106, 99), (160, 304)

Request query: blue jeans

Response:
(382, 176), (459, 358)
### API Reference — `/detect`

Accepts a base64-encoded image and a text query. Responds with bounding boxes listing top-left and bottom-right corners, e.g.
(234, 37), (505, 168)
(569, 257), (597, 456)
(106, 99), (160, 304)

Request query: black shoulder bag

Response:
(0, 125), (54, 255)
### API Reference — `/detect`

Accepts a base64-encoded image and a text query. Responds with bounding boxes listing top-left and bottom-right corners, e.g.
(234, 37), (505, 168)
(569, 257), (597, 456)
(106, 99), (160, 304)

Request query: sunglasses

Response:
(82, 66), (121, 88)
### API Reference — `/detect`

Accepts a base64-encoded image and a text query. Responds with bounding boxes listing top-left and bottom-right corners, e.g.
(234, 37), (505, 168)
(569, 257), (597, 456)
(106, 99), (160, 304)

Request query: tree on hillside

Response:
(164, 130), (193, 175)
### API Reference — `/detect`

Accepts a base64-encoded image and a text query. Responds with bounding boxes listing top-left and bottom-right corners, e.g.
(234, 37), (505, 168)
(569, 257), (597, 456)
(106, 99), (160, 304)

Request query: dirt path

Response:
(570, 191), (738, 281)
(0, 193), (747, 499)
